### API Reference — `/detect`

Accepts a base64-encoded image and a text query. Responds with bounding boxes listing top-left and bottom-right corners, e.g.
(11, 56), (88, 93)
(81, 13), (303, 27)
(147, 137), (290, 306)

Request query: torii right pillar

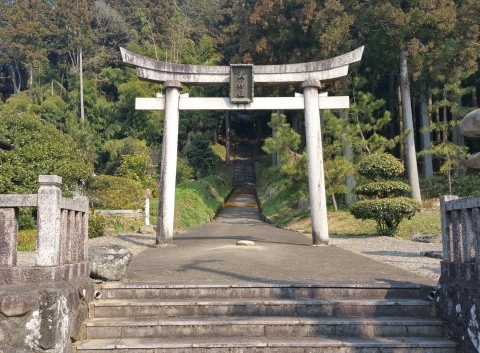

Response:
(302, 80), (329, 245)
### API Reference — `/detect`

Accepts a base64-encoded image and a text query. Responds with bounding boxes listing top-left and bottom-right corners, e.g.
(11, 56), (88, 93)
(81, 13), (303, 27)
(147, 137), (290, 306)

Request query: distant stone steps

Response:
(233, 144), (255, 189)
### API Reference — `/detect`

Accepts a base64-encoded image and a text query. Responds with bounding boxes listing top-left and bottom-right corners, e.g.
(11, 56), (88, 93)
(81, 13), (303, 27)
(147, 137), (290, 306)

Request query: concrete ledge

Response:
(0, 194), (38, 207)
(0, 262), (91, 286)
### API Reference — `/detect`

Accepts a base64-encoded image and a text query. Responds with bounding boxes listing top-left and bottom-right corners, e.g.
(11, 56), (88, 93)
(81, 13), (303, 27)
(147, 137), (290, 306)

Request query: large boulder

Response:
(464, 152), (480, 169)
(460, 108), (480, 137)
(88, 245), (133, 281)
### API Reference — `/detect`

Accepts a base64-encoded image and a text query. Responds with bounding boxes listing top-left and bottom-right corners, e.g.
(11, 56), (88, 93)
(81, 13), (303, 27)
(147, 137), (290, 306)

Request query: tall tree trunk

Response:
(420, 77), (433, 178)
(257, 115), (261, 146)
(399, 49), (422, 202)
(397, 82), (404, 163)
(341, 110), (356, 206)
(276, 110), (282, 167)
(271, 111), (277, 167)
(473, 86), (478, 107)
(225, 111), (230, 166)
(29, 62), (33, 102)
(79, 46), (85, 123)
(443, 91), (448, 144)
(453, 97), (464, 147)
(331, 194), (338, 212)
(388, 73), (397, 149)
(8, 65), (21, 94)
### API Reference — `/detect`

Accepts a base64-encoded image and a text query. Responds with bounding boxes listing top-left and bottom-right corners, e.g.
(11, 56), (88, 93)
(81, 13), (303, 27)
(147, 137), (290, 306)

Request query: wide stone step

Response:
(91, 298), (431, 319)
(86, 316), (443, 339)
(76, 336), (456, 353)
(98, 282), (425, 300)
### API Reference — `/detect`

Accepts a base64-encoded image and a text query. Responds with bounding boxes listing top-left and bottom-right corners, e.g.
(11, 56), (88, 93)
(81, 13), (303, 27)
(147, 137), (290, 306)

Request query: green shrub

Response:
(185, 134), (219, 179)
(420, 173), (480, 199)
(211, 143), (226, 162)
(176, 156), (194, 183)
(350, 197), (421, 236)
(86, 175), (144, 210)
(88, 214), (107, 238)
(19, 208), (36, 230)
(350, 153), (421, 236)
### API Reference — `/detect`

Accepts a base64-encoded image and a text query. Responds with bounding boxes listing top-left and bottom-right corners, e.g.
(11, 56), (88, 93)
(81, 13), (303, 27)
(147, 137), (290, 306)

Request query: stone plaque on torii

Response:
(120, 46), (364, 246)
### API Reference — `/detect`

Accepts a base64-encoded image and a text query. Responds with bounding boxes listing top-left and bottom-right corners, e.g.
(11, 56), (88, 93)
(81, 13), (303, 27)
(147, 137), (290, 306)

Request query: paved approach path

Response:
(125, 190), (436, 287)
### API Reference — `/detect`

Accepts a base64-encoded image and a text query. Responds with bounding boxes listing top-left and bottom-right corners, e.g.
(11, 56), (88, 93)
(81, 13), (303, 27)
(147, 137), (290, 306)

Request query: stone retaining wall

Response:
(0, 278), (93, 353)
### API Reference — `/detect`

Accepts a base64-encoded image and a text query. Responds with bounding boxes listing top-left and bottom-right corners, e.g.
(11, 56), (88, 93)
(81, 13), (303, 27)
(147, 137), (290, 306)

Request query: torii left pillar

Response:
(155, 81), (182, 245)
(302, 80), (329, 245)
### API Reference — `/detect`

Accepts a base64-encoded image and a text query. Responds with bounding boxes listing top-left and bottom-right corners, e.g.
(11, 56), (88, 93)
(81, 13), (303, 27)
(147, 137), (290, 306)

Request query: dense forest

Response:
(0, 0), (479, 199)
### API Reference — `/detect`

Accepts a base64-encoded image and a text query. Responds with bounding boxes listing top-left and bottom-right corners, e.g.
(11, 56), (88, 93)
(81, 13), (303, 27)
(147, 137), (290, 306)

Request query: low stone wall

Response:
(0, 277), (94, 353)
(94, 209), (143, 219)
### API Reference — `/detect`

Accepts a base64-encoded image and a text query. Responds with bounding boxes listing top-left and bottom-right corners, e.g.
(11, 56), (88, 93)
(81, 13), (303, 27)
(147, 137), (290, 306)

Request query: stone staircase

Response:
(233, 144), (255, 189)
(75, 282), (456, 353)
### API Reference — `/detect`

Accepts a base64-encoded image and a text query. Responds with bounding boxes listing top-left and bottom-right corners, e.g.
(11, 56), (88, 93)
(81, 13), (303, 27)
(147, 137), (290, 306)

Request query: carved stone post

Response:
(155, 81), (182, 245)
(0, 207), (18, 267)
(302, 80), (329, 245)
(145, 188), (152, 226)
(36, 175), (62, 266)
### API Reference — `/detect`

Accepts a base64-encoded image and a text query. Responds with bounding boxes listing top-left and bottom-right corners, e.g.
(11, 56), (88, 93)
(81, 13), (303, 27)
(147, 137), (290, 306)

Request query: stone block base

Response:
(435, 260), (480, 352)
(0, 277), (94, 353)
(0, 262), (91, 286)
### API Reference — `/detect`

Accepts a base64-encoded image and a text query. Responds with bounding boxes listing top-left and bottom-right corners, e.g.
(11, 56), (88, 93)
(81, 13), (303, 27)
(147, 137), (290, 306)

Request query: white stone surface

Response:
(136, 96), (349, 111)
(303, 82), (329, 245)
(156, 81), (182, 244)
(36, 175), (62, 266)
(236, 240), (256, 246)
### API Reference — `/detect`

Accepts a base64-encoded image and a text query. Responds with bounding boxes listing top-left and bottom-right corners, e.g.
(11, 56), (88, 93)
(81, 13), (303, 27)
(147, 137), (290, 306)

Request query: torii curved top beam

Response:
(120, 46), (364, 86)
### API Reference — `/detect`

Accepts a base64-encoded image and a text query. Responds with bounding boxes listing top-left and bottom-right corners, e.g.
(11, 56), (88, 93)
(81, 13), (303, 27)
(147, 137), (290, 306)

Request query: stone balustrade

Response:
(0, 175), (90, 285)
(440, 195), (480, 272)
(436, 194), (480, 352)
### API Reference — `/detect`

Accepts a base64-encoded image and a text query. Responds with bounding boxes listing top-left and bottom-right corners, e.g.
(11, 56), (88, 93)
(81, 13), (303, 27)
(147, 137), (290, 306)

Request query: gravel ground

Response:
(17, 231), (442, 281)
(330, 235), (442, 280)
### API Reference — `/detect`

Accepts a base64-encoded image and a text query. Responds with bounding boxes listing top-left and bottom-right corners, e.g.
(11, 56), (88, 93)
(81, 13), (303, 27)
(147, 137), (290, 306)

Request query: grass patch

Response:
(149, 162), (233, 230)
(18, 229), (36, 251)
(174, 171), (232, 229)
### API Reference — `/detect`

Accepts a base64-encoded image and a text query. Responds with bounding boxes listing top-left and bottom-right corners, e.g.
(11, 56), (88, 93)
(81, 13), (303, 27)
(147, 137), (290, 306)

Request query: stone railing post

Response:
(0, 208), (18, 267)
(36, 175), (62, 266)
(302, 79), (329, 246)
(440, 195), (459, 262)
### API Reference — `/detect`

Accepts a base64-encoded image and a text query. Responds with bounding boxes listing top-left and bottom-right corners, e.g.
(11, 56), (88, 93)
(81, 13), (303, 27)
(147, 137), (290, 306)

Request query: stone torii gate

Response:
(121, 46), (364, 247)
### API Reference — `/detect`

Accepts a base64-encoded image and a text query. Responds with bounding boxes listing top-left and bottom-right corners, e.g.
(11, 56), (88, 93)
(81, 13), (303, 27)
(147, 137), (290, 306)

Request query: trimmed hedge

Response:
(358, 153), (405, 180)
(350, 153), (421, 236)
(350, 197), (421, 236)
(353, 181), (410, 198)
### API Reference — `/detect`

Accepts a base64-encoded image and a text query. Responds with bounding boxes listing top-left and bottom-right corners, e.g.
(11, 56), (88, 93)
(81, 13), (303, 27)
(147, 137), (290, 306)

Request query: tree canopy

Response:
(0, 0), (479, 196)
